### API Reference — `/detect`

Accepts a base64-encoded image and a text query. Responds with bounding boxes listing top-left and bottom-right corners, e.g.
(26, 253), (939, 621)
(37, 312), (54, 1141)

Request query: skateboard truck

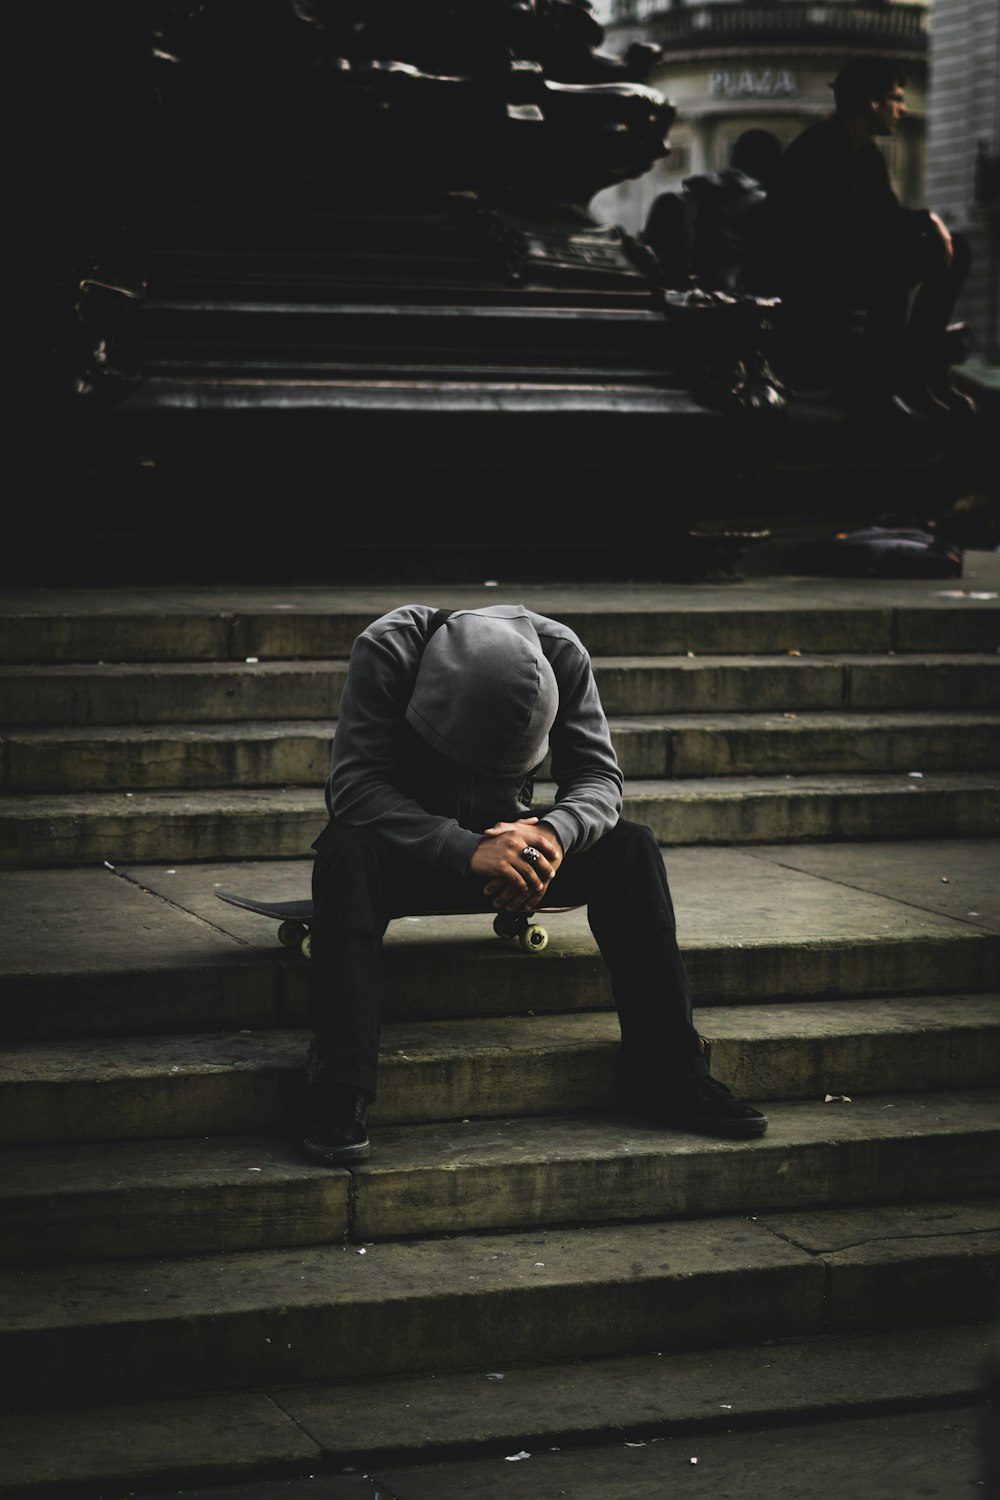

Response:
(493, 911), (551, 952)
(276, 918), (312, 959)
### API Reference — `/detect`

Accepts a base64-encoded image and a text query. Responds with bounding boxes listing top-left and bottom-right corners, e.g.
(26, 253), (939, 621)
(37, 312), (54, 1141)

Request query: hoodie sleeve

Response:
(538, 633), (623, 856)
(327, 615), (481, 873)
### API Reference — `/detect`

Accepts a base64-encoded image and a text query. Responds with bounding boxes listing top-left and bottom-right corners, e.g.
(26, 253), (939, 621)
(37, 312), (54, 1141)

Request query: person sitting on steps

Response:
(642, 129), (781, 292)
(304, 604), (767, 1165)
(758, 58), (974, 422)
(683, 128), (783, 293)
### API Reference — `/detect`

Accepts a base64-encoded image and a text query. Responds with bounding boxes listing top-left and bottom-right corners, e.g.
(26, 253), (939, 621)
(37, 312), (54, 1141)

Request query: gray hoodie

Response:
(327, 604), (623, 873)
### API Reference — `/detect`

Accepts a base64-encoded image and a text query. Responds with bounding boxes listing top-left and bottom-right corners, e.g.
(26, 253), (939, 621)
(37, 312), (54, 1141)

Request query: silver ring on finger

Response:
(521, 845), (541, 865)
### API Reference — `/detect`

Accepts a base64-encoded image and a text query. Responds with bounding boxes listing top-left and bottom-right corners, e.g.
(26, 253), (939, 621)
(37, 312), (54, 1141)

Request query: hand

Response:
(928, 212), (953, 268)
(468, 818), (564, 912)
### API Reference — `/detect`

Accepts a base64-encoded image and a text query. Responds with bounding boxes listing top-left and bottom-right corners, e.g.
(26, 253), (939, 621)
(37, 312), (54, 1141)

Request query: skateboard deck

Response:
(214, 889), (573, 957)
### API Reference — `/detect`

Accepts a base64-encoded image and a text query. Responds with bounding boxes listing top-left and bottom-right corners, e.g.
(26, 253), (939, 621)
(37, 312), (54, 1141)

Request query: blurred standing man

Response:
(761, 59), (973, 420)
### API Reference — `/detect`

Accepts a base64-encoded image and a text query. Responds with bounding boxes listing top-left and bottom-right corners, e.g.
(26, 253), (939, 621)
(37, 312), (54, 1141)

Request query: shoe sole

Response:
(677, 1116), (768, 1140)
(302, 1136), (371, 1165)
(635, 1110), (768, 1140)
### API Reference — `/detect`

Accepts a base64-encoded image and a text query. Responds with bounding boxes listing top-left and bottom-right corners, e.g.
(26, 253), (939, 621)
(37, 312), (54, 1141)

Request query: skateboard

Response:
(214, 890), (574, 958)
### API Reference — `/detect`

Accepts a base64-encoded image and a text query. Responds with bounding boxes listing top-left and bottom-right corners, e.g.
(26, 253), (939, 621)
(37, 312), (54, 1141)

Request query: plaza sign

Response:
(709, 69), (800, 99)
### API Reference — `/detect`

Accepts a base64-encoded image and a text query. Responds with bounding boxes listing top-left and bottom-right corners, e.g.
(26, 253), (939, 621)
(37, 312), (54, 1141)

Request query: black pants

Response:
(782, 227), (970, 393)
(308, 818), (705, 1100)
(860, 227), (970, 388)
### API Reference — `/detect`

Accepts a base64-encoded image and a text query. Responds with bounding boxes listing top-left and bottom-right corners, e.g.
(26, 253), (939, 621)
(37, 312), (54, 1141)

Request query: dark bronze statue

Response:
(20, 3), (977, 588)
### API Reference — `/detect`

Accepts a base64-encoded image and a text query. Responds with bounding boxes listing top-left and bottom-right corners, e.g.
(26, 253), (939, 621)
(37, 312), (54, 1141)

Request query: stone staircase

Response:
(1, 571), (999, 1496)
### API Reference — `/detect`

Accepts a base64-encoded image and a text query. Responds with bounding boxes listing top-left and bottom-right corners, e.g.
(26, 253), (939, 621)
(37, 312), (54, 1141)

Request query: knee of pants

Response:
(623, 820), (676, 920)
(605, 819), (663, 867)
(587, 820), (675, 928)
(312, 823), (396, 934)
(314, 823), (395, 874)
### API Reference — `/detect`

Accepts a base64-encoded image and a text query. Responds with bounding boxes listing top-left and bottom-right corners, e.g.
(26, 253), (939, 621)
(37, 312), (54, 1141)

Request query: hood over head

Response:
(406, 608), (559, 776)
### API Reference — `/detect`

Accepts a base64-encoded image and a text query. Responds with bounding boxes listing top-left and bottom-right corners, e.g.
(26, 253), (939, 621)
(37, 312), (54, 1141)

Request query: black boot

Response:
(633, 1063), (768, 1140)
(303, 1082), (371, 1165)
(638, 1080), (773, 1134)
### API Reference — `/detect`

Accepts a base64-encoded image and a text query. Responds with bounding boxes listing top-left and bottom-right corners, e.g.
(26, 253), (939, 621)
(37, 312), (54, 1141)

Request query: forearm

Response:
(329, 773), (481, 872)
(542, 640), (623, 855)
(541, 770), (622, 856)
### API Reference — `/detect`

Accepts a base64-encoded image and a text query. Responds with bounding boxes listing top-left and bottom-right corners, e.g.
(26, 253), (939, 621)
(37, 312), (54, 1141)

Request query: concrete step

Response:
(3, 771), (999, 866)
(622, 773), (1000, 845)
(356, 1404), (991, 1500)
(2, 1090), (998, 1260)
(2, 720), (335, 794)
(1, 1199), (996, 1410)
(4, 653), (999, 727)
(0, 660), (349, 727)
(0, 1323), (990, 1497)
(7, 710), (998, 793)
(4, 843), (997, 1041)
(598, 653), (1000, 715)
(3, 576), (999, 664)
(3, 1001), (997, 1146)
(624, 711), (1000, 779)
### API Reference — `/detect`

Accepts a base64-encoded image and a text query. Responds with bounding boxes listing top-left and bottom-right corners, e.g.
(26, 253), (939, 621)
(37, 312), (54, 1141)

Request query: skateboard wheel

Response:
(494, 914), (515, 940)
(300, 932), (312, 960)
(277, 920), (307, 949)
(519, 923), (548, 953)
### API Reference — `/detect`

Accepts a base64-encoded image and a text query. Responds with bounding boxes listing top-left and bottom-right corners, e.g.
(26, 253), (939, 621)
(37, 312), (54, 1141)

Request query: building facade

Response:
(925, 0), (1000, 363)
(593, 0), (929, 231)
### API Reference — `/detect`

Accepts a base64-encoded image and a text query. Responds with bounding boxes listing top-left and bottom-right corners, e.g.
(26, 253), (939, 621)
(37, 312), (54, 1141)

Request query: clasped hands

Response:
(468, 817), (564, 912)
